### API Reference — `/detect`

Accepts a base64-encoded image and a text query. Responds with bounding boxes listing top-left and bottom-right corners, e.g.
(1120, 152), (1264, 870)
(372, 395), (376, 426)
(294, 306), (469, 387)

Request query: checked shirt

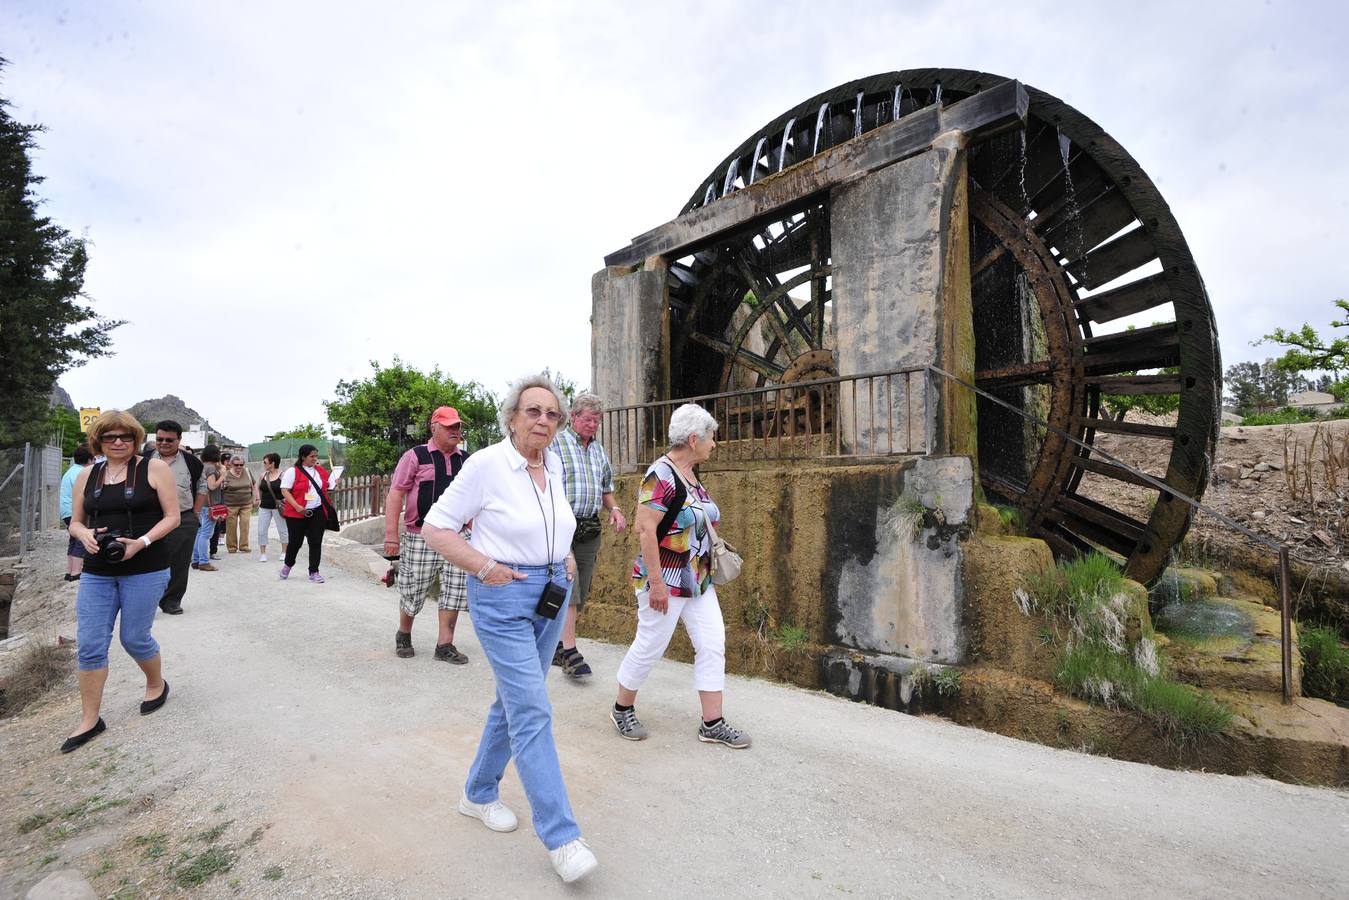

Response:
(551, 428), (614, 520)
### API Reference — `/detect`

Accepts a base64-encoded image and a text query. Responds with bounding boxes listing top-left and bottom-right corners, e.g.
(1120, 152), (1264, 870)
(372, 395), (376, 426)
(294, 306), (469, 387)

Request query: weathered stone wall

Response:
(578, 456), (977, 687)
(829, 142), (975, 458)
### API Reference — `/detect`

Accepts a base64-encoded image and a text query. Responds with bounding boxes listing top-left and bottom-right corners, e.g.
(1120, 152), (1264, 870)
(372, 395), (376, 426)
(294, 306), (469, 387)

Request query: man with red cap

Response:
(384, 406), (472, 662)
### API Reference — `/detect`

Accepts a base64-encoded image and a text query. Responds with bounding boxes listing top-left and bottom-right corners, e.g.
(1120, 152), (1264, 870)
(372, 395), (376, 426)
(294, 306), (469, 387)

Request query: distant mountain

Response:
(50, 384), (76, 412)
(127, 395), (237, 446)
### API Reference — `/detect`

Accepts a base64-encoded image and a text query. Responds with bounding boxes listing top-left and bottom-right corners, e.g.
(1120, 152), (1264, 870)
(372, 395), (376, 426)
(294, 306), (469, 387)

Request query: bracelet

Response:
(477, 559), (498, 580)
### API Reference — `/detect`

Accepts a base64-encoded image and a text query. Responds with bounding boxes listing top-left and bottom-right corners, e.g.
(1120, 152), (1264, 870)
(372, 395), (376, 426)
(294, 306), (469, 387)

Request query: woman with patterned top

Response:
(610, 403), (750, 749)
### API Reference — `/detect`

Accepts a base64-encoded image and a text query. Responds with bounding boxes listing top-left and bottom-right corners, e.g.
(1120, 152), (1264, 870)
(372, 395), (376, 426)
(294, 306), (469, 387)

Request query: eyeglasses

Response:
(102, 433), (135, 444)
(231, 463), (244, 467)
(155, 436), (179, 443)
(521, 406), (562, 423)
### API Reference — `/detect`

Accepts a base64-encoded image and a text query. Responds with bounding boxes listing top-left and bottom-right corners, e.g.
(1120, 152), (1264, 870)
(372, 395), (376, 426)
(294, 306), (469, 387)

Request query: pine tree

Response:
(0, 58), (122, 446)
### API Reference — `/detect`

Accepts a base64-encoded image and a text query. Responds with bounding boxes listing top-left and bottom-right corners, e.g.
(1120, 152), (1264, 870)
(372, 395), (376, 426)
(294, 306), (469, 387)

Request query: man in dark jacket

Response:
(146, 420), (206, 614)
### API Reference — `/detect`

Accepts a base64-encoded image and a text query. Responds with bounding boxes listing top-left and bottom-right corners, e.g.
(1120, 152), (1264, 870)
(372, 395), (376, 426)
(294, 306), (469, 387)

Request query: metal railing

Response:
(328, 474), (391, 525)
(602, 367), (932, 472)
(925, 365), (1296, 704)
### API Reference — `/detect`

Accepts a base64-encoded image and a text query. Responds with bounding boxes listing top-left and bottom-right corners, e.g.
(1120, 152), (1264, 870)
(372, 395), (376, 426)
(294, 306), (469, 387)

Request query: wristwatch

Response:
(140, 536), (153, 548)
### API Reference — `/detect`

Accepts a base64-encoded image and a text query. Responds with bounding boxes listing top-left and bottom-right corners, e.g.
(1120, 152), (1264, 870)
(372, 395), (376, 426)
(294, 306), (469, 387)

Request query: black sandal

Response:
(140, 680), (169, 715)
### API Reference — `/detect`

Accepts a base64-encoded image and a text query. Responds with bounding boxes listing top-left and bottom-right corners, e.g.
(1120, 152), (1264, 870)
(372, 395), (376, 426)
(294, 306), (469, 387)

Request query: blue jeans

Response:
(76, 569), (171, 670)
(465, 565), (580, 850)
(192, 506), (214, 564)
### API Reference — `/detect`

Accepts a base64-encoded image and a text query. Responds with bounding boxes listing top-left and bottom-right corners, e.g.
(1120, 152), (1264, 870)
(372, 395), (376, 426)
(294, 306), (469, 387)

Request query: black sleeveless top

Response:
(259, 476), (283, 509)
(82, 457), (171, 576)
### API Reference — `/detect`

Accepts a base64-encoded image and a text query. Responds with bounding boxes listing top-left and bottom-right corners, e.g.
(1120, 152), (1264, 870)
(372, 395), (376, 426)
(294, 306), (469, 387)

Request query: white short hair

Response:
(499, 373), (571, 435)
(571, 391), (604, 416)
(668, 403), (718, 449)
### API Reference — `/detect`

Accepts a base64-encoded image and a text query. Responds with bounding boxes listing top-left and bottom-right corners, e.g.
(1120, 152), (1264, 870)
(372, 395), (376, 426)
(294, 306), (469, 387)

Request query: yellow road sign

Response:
(79, 408), (101, 432)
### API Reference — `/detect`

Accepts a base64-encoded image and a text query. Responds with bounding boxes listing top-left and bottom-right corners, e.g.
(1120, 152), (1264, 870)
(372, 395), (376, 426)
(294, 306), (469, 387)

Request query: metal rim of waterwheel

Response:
(665, 68), (1220, 585)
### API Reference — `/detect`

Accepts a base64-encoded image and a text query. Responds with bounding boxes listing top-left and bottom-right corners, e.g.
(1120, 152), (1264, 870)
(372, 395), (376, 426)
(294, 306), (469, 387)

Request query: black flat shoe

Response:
(140, 680), (169, 715)
(59, 718), (106, 754)
(159, 604), (184, 616)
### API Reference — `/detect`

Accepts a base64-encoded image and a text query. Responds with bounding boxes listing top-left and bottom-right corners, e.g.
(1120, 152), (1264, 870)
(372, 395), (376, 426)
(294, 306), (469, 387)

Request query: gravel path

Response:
(2, 525), (1347, 898)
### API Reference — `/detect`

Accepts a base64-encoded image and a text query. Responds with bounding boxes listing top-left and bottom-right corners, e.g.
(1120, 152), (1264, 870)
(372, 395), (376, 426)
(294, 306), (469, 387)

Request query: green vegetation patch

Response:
(171, 846), (236, 889)
(1299, 623), (1349, 703)
(132, 831), (167, 861)
(1019, 552), (1232, 741)
(775, 624), (808, 653)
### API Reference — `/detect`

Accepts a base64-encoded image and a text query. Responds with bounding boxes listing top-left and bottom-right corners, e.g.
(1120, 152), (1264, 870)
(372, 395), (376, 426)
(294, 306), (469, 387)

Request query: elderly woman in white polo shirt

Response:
(421, 373), (598, 885)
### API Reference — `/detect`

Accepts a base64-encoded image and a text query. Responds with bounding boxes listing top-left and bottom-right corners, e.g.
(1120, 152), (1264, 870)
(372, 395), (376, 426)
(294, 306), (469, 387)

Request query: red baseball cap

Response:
(431, 406), (462, 426)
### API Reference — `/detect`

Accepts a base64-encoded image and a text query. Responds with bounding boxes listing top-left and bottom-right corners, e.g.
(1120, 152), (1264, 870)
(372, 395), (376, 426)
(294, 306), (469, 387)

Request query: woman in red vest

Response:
(279, 444), (332, 583)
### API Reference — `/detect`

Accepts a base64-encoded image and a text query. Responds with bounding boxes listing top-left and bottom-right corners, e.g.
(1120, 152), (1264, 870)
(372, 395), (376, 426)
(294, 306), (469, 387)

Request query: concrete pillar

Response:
(591, 262), (668, 471)
(829, 139), (975, 458)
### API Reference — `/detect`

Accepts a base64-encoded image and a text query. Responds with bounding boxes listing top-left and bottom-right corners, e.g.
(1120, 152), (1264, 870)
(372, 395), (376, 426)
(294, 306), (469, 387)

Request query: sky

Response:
(2, 0), (1347, 444)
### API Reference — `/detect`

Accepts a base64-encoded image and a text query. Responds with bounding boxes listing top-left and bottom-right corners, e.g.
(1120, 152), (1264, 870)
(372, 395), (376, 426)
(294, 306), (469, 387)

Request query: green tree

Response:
(0, 60), (123, 446)
(43, 403), (81, 455)
(1223, 359), (1299, 414)
(269, 423), (327, 440)
(325, 358), (499, 475)
(1257, 298), (1349, 399)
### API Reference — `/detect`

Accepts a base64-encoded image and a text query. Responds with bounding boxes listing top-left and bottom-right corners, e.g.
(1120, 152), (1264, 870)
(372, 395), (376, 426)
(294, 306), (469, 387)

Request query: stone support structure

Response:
(591, 262), (668, 470)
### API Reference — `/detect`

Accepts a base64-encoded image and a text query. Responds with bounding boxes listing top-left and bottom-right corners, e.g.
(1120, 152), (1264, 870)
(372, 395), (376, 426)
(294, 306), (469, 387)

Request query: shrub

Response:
(0, 642), (73, 719)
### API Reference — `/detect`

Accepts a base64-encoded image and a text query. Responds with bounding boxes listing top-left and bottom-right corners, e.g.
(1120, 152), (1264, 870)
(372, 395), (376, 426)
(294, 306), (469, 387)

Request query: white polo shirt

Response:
(423, 438), (576, 566)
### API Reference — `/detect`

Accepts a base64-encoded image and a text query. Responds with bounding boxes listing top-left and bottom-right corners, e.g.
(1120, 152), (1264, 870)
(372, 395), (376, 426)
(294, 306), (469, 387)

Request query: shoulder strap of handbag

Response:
(654, 457), (688, 543)
(660, 456), (721, 546)
(297, 465), (332, 509)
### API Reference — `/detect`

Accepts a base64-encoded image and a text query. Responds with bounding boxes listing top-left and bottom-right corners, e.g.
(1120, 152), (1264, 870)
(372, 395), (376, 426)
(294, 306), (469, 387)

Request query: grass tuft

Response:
(171, 846), (235, 888)
(0, 643), (74, 719)
(132, 832), (167, 861)
(882, 493), (928, 541)
(263, 865), (283, 881)
(775, 624), (808, 653)
(1299, 623), (1349, 703)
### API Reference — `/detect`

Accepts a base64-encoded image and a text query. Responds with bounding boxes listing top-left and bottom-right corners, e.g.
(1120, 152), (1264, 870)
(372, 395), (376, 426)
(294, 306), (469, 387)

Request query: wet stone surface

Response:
(1155, 598), (1255, 642)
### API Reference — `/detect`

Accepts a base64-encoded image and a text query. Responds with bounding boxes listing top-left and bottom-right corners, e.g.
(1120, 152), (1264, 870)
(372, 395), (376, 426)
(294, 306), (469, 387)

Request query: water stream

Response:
(777, 117), (796, 173)
(749, 136), (768, 184)
(812, 102), (830, 155)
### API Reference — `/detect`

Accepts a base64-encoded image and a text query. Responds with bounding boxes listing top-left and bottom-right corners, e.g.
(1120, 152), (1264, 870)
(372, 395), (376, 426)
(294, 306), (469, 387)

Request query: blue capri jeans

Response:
(464, 565), (581, 850)
(75, 568), (172, 671)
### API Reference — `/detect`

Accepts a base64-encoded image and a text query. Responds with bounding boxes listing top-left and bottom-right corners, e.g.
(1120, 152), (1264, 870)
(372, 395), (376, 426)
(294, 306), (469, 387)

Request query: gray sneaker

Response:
(610, 706), (648, 741)
(698, 718), (751, 749)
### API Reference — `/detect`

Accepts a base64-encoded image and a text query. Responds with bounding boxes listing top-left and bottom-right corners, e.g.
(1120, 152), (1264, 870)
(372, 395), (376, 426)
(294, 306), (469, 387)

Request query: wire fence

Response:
(0, 443), (64, 557)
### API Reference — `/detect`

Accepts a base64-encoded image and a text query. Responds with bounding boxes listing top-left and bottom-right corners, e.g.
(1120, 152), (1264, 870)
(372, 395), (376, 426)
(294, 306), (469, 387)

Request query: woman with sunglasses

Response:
(221, 454), (255, 554)
(421, 374), (597, 884)
(252, 453), (288, 562)
(63, 411), (181, 753)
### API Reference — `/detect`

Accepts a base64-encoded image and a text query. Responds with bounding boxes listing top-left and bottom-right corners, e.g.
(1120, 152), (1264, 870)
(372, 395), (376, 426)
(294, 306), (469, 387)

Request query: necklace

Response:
(103, 462), (130, 483)
(513, 438), (545, 469)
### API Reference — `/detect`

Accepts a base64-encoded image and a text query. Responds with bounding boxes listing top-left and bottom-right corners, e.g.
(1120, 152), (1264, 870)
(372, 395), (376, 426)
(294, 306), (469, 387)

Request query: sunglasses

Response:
(522, 406), (562, 423)
(102, 433), (135, 444)
(155, 436), (179, 443)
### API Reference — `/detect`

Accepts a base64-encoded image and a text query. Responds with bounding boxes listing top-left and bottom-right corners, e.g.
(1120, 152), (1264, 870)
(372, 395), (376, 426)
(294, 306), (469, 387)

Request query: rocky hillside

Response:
(126, 395), (236, 446)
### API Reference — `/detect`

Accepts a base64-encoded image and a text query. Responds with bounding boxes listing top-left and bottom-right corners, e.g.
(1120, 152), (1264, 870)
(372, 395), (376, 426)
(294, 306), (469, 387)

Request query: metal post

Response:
(1279, 546), (1293, 704)
(19, 443), (32, 554)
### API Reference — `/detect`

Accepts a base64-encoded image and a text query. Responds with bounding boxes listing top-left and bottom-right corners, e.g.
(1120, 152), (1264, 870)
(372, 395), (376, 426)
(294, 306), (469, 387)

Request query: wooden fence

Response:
(328, 473), (391, 525)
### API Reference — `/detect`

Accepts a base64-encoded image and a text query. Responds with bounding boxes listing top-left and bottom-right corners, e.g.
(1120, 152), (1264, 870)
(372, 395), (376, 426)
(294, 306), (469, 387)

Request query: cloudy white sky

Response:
(3, 0), (1347, 443)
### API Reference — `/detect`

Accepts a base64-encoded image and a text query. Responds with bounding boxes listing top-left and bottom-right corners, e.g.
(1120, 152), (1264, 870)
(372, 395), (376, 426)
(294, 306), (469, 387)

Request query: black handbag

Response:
(297, 466), (340, 532)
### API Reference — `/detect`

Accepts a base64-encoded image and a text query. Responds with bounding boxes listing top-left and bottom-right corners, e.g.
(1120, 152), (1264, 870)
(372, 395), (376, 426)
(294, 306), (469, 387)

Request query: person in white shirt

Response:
(421, 373), (597, 885)
(279, 445), (334, 583)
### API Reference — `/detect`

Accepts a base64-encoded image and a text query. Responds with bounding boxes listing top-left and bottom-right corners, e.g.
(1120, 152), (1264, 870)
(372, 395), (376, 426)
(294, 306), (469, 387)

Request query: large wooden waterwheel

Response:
(662, 69), (1220, 585)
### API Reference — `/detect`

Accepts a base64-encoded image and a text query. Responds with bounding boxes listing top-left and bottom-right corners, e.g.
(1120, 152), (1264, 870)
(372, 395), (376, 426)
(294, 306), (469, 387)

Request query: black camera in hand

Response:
(95, 528), (130, 563)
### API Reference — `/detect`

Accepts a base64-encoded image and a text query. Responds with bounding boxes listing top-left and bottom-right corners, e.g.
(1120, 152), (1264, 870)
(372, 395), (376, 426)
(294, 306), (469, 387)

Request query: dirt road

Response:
(2, 527), (1347, 898)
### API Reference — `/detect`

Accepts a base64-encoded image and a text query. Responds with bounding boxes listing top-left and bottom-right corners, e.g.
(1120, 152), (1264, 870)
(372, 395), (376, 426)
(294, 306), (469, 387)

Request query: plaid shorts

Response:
(398, 530), (469, 615)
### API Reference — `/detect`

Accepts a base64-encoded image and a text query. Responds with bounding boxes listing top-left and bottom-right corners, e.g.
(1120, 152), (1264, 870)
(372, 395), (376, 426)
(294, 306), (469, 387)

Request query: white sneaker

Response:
(549, 838), (598, 883)
(457, 793), (518, 833)
(258, 553), (268, 562)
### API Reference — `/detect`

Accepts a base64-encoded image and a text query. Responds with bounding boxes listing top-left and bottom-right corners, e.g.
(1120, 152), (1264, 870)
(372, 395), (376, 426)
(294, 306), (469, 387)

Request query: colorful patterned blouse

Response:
(631, 458), (720, 598)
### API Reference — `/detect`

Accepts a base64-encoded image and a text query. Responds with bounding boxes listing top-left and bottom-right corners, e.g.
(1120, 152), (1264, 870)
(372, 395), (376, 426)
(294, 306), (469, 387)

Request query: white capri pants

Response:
(256, 507), (289, 546)
(616, 584), (726, 693)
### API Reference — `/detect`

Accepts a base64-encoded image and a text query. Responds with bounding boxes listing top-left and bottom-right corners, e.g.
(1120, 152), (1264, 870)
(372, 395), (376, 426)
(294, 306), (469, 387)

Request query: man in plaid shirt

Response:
(551, 392), (626, 678)
(383, 407), (472, 663)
